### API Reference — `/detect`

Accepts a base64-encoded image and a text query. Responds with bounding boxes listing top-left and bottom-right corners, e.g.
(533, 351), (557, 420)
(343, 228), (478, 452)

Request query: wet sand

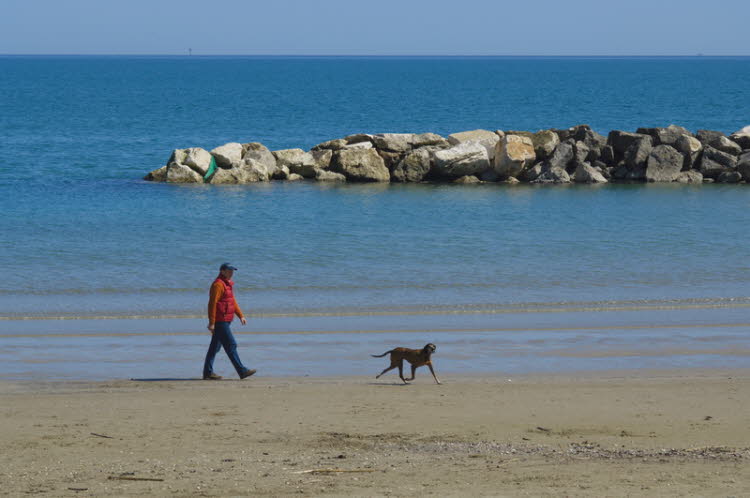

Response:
(3, 300), (750, 381)
(1, 369), (749, 496)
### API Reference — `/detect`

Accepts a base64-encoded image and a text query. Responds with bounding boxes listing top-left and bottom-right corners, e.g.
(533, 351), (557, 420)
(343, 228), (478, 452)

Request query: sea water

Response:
(2, 56), (750, 379)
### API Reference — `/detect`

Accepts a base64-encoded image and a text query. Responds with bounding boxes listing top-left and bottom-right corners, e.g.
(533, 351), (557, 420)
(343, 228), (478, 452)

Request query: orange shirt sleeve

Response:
(207, 281), (224, 325)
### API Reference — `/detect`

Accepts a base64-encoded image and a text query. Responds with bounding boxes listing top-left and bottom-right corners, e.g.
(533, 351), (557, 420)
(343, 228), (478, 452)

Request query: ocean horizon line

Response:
(2, 53), (750, 59)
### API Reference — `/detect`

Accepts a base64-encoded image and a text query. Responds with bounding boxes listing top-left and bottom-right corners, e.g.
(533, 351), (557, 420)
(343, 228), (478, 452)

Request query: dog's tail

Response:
(371, 350), (393, 358)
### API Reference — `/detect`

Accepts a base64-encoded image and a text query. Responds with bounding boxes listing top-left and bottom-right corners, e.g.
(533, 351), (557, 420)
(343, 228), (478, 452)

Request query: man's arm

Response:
(207, 281), (224, 332)
(234, 298), (246, 325)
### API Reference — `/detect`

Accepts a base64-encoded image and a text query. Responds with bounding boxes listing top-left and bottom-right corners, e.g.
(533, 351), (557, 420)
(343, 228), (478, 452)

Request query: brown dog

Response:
(372, 343), (441, 384)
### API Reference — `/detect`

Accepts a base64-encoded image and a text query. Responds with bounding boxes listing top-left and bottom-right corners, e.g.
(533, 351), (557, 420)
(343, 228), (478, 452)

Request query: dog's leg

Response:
(375, 365), (397, 379)
(405, 364), (417, 381)
(398, 360), (408, 383)
(427, 362), (441, 385)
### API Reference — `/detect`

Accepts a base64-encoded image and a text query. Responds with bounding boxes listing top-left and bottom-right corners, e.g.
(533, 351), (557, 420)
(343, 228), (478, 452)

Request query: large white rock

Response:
(243, 142), (276, 166)
(344, 133), (374, 145)
(453, 175), (481, 184)
(447, 129), (500, 161)
(311, 149), (333, 170)
(531, 166), (570, 184)
(411, 133), (449, 148)
(623, 136), (653, 171)
(674, 170), (703, 183)
(144, 165), (168, 182)
(344, 141), (374, 150)
(272, 164), (291, 180)
(699, 146), (738, 179)
(211, 142), (243, 168)
(392, 147), (434, 182)
(547, 141), (575, 170)
(273, 148), (310, 168)
(206, 148), (273, 183)
(242, 143), (276, 180)
(372, 133), (414, 153)
(167, 163), (203, 183)
(674, 134), (703, 170)
(209, 167), (249, 184)
(240, 162), (271, 182)
(637, 125), (692, 147)
(273, 148), (317, 178)
(531, 130), (560, 160)
(574, 162), (608, 183)
(645, 145), (684, 182)
(312, 138), (347, 151)
(432, 141), (490, 178)
(183, 147), (213, 176)
(207, 162), (271, 184)
(315, 169), (347, 182)
(168, 148), (188, 166)
(608, 131), (649, 157)
(331, 149), (390, 182)
(712, 136), (742, 156)
(493, 135), (536, 179)
(447, 129), (498, 145)
(730, 125), (750, 149)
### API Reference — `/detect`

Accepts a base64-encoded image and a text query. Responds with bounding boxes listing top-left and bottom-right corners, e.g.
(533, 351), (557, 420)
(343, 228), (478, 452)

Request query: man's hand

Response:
(240, 317), (247, 325)
(207, 323), (214, 333)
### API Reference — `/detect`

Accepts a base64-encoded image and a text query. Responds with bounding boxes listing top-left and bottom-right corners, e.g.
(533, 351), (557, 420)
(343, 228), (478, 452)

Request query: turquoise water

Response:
(3, 181), (750, 319)
(2, 56), (750, 379)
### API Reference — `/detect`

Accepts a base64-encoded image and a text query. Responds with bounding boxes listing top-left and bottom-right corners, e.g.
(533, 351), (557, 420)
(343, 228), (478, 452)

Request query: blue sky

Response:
(1, 0), (748, 56)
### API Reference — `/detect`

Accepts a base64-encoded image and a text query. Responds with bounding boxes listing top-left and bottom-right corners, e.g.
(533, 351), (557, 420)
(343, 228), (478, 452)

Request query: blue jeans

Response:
(203, 321), (248, 377)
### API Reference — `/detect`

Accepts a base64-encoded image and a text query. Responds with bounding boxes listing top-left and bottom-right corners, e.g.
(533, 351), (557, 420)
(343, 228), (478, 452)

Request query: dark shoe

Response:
(240, 369), (256, 379)
(203, 373), (223, 380)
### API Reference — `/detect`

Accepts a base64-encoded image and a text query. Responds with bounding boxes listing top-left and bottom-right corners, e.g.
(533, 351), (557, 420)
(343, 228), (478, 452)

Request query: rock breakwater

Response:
(144, 125), (750, 185)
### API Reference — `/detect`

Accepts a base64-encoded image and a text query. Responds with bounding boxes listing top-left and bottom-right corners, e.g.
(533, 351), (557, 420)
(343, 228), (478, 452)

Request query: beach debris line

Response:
(294, 468), (378, 474)
(108, 475), (165, 482)
(385, 438), (750, 462)
(318, 427), (750, 463)
(144, 125), (750, 185)
(90, 432), (114, 439)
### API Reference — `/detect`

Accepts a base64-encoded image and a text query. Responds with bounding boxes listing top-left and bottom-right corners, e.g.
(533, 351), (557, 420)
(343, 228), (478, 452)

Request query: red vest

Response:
(214, 276), (236, 322)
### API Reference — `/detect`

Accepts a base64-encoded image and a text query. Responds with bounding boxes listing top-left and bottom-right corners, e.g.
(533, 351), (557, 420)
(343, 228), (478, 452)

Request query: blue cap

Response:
(220, 263), (238, 271)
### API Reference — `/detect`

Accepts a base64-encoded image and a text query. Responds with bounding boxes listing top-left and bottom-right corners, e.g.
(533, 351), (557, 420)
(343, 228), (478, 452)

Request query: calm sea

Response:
(2, 56), (750, 379)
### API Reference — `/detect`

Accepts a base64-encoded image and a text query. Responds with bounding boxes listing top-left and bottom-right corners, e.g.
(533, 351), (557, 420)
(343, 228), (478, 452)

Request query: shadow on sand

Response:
(130, 378), (204, 382)
(365, 381), (411, 386)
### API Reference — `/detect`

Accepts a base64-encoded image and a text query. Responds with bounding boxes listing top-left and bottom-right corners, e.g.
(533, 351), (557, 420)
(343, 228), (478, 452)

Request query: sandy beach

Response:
(1, 370), (748, 497)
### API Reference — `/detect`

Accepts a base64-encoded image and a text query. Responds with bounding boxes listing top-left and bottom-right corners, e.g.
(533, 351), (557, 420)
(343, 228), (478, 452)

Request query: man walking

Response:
(203, 263), (256, 380)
